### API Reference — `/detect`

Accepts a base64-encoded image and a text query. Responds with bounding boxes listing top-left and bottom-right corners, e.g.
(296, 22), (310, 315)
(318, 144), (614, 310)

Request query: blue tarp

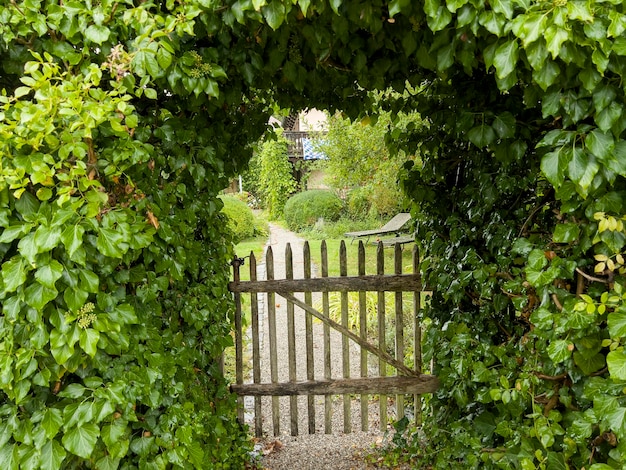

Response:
(302, 137), (327, 160)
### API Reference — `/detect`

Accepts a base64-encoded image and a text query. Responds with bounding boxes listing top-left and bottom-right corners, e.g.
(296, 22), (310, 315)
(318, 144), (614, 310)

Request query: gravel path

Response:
(240, 224), (410, 470)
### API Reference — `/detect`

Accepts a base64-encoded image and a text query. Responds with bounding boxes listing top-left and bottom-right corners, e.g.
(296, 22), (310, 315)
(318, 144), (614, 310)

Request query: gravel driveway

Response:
(239, 224), (412, 470)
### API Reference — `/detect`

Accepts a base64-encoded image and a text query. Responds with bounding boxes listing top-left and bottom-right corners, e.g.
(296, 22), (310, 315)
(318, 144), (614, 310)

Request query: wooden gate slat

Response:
(233, 257), (244, 425)
(358, 241), (368, 432)
(266, 247), (280, 436)
(286, 244), (298, 436)
(249, 253), (262, 437)
(394, 243), (405, 420)
(303, 242), (315, 434)
(321, 241), (332, 434)
(340, 240), (351, 433)
(377, 242), (387, 432)
(413, 246), (422, 426)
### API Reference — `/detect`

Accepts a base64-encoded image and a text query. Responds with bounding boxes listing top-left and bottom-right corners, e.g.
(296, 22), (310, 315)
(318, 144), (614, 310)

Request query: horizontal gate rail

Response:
(228, 274), (431, 293)
(231, 375), (440, 396)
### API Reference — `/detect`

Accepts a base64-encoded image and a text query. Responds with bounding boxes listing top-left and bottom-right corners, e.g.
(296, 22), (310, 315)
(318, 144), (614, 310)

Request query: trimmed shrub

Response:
(284, 190), (345, 231)
(219, 195), (255, 242)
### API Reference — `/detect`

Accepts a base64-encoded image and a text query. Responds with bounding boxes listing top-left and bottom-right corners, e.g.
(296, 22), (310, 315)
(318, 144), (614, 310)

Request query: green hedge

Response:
(284, 190), (345, 231)
(219, 195), (256, 243)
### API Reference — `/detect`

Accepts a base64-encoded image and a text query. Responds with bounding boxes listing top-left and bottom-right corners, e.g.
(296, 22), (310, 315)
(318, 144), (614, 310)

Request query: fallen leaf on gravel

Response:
(263, 440), (284, 455)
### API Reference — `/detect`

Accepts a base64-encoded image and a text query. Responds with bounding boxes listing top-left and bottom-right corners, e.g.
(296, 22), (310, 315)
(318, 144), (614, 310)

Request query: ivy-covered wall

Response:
(2, 0), (626, 468)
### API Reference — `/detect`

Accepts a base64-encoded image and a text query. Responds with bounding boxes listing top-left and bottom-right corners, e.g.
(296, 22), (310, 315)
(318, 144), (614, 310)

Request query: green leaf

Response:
(85, 25), (110, 44)
(427, 5), (452, 32)
(585, 130), (614, 162)
(0, 224), (31, 243)
(527, 249), (548, 270)
(608, 311), (626, 338)
(574, 351), (605, 375)
(18, 232), (39, 262)
(263, 1), (286, 30)
(79, 269), (100, 293)
(388, 0), (411, 17)
(553, 223), (580, 243)
(40, 440), (67, 470)
(35, 260), (64, 289)
(545, 25), (569, 59)
(64, 287), (89, 312)
(79, 329), (100, 357)
(61, 224), (85, 262)
(0, 443), (19, 470)
(95, 455), (121, 470)
(2, 256), (28, 293)
(492, 112), (516, 139)
(493, 40), (518, 79)
(41, 408), (63, 439)
(57, 383), (86, 399)
(547, 339), (572, 363)
(533, 60), (561, 90)
(540, 148), (567, 188)
(607, 350), (626, 380)
(24, 282), (58, 310)
(62, 424), (100, 459)
(567, 148), (598, 194)
(97, 228), (128, 258)
(467, 124), (496, 148)
(512, 13), (545, 47)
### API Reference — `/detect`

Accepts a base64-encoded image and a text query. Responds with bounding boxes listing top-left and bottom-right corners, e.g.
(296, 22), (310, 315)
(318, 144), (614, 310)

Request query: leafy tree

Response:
(256, 130), (298, 218)
(315, 110), (421, 217)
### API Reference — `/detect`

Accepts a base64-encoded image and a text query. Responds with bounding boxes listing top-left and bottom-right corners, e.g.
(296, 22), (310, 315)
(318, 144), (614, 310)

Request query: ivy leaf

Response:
(41, 408), (63, 439)
(97, 228), (129, 258)
(2, 256), (28, 293)
(553, 223), (579, 243)
(62, 424), (100, 459)
(40, 440), (67, 470)
(0, 443), (19, 470)
(541, 148), (568, 188)
(85, 25), (110, 45)
(545, 25), (569, 59)
(547, 339), (572, 363)
(24, 282), (58, 310)
(388, 0), (411, 17)
(79, 329), (101, 358)
(533, 61), (561, 90)
(607, 350), (626, 380)
(35, 260), (64, 289)
(608, 310), (626, 338)
(263, 1), (286, 30)
(567, 148), (598, 194)
(95, 455), (121, 470)
(585, 130), (614, 162)
(492, 112), (516, 139)
(493, 40), (518, 79)
(467, 124), (496, 147)
(61, 224), (85, 262)
(574, 352), (606, 375)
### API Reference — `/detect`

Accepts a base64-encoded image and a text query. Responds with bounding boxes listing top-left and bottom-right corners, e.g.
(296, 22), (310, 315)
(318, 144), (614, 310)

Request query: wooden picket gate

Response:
(228, 240), (439, 437)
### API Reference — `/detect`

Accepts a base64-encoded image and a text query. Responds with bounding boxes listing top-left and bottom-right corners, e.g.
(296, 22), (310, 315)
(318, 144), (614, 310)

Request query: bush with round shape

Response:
(284, 190), (345, 231)
(219, 195), (256, 243)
